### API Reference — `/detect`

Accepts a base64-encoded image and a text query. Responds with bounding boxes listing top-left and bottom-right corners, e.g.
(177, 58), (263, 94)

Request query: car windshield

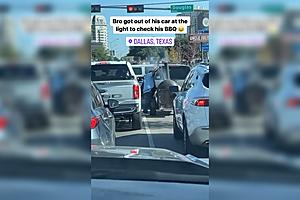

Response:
(0, 65), (38, 80)
(169, 66), (190, 80)
(91, 64), (133, 81)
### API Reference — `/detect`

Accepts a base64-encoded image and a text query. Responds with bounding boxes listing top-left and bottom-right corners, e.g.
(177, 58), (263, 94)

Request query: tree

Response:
(127, 46), (166, 62)
(91, 44), (111, 61)
(171, 37), (200, 64)
(0, 43), (19, 60)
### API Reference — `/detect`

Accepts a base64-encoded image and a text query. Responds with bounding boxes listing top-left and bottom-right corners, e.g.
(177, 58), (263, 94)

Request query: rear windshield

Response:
(0, 65), (38, 80)
(91, 64), (133, 81)
(133, 67), (142, 75)
(202, 73), (209, 88)
(169, 66), (190, 80)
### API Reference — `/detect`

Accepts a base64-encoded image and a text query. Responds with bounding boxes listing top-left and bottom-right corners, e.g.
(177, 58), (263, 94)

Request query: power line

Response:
(101, 0), (208, 7)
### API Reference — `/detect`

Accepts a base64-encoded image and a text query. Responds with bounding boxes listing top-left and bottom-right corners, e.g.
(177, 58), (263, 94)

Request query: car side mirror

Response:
(107, 99), (119, 109)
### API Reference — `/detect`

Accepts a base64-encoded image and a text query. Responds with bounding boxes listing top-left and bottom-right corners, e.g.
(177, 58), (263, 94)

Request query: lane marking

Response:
(143, 116), (155, 148)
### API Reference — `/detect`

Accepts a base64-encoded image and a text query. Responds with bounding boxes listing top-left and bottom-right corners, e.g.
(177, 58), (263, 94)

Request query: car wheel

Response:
(183, 117), (192, 154)
(132, 112), (142, 130)
(173, 114), (182, 140)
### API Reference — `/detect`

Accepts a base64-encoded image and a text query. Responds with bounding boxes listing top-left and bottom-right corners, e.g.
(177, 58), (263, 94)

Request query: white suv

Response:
(171, 64), (209, 154)
(264, 65), (300, 147)
(91, 61), (142, 130)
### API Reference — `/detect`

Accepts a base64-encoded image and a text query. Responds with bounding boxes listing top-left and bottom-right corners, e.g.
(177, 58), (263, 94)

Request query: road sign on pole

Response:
(171, 5), (193, 13)
(189, 34), (209, 43)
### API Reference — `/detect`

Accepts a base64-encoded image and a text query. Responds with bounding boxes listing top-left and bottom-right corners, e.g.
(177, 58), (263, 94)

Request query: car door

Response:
(175, 70), (195, 130)
(185, 70), (209, 131)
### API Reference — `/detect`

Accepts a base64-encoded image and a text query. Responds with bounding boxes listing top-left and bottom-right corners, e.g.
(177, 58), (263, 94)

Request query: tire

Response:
(173, 114), (182, 140)
(132, 112), (142, 130)
(183, 117), (193, 155)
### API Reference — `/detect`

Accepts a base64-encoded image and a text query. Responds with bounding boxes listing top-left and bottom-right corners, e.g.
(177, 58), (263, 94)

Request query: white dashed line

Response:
(142, 116), (155, 148)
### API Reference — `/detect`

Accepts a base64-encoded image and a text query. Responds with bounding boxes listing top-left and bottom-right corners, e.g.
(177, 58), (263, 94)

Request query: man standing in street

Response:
(141, 70), (156, 115)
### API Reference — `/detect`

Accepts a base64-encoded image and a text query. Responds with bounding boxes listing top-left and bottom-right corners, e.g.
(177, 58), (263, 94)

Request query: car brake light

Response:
(223, 82), (233, 99)
(287, 98), (300, 107)
(99, 61), (109, 64)
(0, 117), (8, 129)
(133, 84), (140, 99)
(90, 117), (99, 129)
(41, 82), (50, 100)
(195, 98), (209, 107)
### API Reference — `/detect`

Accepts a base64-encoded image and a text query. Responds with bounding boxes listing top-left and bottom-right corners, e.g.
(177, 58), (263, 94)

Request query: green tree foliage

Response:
(91, 44), (111, 61)
(127, 46), (166, 62)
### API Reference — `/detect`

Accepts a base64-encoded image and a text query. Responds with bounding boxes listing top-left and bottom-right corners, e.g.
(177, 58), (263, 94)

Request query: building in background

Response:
(91, 15), (108, 49)
(176, 9), (209, 38)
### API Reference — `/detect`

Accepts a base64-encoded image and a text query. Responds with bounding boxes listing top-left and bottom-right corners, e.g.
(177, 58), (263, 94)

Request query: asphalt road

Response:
(115, 111), (209, 158)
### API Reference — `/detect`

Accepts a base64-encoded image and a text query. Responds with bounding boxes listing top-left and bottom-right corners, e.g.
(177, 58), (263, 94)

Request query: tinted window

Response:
(0, 65), (38, 80)
(91, 64), (133, 81)
(133, 67), (142, 75)
(169, 66), (190, 80)
(181, 71), (194, 91)
(295, 73), (300, 87)
(202, 73), (209, 88)
(91, 85), (104, 108)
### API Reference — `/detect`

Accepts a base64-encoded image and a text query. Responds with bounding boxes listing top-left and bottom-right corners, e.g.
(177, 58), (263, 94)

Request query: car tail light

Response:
(0, 117), (8, 129)
(90, 117), (99, 129)
(223, 82), (233, 100)
(195, 98), (209, 107)
(133, 84), (140, 99)
(41, 82), (50, 100)
(287, 98), (300, 107)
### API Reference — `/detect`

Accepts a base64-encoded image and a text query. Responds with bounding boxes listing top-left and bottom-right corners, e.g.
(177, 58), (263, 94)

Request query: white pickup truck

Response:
(91, 61), (142, 130)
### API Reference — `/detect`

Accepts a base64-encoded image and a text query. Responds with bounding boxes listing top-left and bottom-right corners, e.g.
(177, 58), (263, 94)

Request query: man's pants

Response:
(142, 91), (154, 113)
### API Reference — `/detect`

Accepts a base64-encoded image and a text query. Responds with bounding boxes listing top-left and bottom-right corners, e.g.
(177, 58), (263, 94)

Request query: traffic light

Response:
(127, 5), (144, 13)
(91, 5), (101, 13)
(35, 4), (52, 13)
(217, 4), (235, 13)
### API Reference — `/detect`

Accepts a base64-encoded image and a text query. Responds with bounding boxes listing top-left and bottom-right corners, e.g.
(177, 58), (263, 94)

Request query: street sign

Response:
(201, 43), (209, 52)
(189, 34), (209, 43)
(91, 5), (101, 13)
(171, 5), (193, 13)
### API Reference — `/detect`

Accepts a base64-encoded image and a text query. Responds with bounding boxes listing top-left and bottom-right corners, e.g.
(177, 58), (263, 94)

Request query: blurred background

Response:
(0, 1), (90, 199)
(210, 0), (300, 199)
